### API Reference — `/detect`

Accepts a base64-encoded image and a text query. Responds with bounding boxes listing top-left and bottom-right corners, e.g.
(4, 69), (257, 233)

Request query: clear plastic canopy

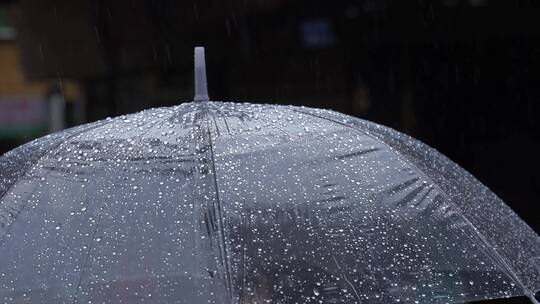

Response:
(0, 100), (539, 304)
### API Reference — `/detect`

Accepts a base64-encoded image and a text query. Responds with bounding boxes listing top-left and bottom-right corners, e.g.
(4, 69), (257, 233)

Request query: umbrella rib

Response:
(205, 112), (235, 301)
(71, 212), (103, 303)
(0, 120), (112, 247)
(331, 254), (363, 302)
(290, 108), (536, 300)
(69, 109), (177, 303)
(0, 120), (108, 206)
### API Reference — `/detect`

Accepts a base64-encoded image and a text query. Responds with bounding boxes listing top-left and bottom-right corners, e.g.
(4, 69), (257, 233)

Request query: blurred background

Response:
(0, 0), (538, 239)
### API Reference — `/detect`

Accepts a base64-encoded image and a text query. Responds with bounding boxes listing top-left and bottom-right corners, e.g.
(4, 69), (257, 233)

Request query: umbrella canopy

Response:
(0, 48), (539, 304)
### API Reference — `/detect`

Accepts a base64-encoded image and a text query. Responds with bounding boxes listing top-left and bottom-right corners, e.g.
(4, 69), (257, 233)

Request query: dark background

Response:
(0, 1), (539, 302)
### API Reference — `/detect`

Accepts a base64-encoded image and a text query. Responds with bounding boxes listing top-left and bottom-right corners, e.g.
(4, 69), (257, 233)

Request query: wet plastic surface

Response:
(0, 101), (539, 303)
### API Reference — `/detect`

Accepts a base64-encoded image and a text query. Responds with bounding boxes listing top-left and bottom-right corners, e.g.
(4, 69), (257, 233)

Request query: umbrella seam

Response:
(290, 108), (533, 298)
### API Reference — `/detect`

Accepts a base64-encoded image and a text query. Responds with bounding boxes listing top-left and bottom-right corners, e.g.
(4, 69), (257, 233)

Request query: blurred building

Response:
(0, 4), (83, 151)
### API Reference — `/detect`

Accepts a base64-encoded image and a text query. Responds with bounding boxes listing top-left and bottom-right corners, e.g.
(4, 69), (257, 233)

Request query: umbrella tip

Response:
(194, 46), (210, 102)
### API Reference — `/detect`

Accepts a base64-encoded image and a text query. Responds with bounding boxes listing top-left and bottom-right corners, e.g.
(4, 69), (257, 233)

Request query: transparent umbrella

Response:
(0, 48), (539, 304)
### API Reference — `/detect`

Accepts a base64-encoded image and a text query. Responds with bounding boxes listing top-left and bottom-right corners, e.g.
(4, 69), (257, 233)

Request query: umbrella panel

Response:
(0, 102), (538, 304)
(210, 105), (521, 303)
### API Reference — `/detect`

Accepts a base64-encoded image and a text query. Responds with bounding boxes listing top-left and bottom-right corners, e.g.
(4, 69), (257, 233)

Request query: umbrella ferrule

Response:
(194, 46), (210, 102)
